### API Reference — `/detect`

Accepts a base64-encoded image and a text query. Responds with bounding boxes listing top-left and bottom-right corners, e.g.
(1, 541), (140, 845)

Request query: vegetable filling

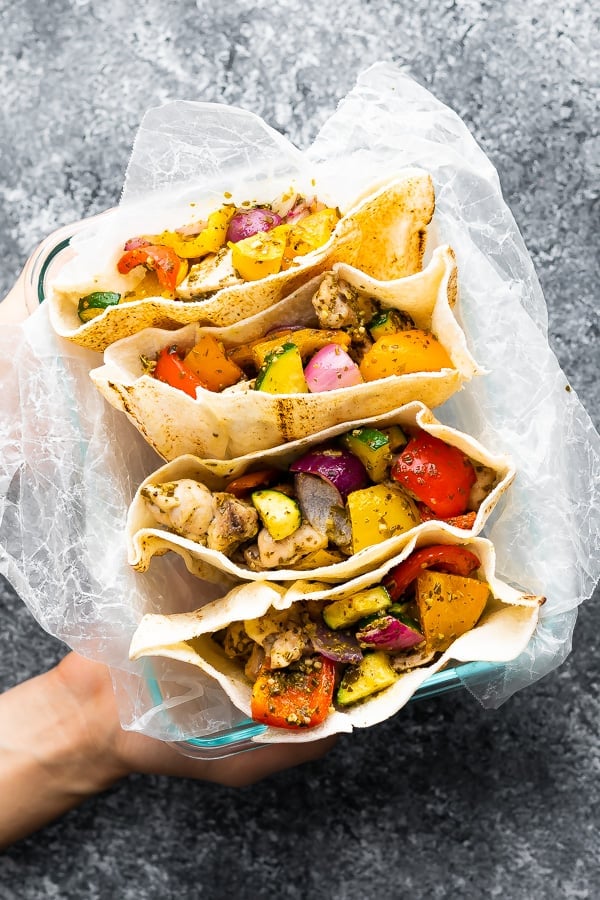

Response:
(140, 427), (496, 571)
(211, 544), (489, 729)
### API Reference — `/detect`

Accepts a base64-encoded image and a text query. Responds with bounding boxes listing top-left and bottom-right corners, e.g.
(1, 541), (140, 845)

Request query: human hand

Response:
(0, 651), (336, 849)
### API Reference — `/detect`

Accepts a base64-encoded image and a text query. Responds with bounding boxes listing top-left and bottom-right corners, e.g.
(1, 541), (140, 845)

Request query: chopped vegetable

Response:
(116, 244), (188, 292)
(225, 469), (278, 498)
(250, 655), (336, 729)
(346, 483), (420, 554)
(415, 569), (490, 652)
(340, 427), (392, 483)
(149, 206), (235, 258)
(284, 208), (340, 258)
(153, 347), (208, 398)
(336, 651), (398, 707)
(77, 291), (121, 323)
(254, 343), (308, 394)
(355, 613), (424, 651)
(381, 424), (409, 452)
(322, 585), (392, 630)
(294, 473), (352, 550)
(391, 431), (477, 518)
(251, 489), (302, 542)
(226, 207), (282, 243)
(417, 505), (477, 530)
(229, 224), (290, 280)
(290, 447), (368, 499)
(383, 544), (481, 601)
(236, 327), (351, 370)
(368, 309), (414, 341)
(310, 623), (363, 664)
(304, 343), (364, 392)
(183, 334), (243, 392)
(359, 329), (454, 380)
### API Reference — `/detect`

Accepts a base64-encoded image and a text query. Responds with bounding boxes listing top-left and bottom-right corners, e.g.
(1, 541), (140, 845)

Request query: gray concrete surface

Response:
(1, 1), (599, 897)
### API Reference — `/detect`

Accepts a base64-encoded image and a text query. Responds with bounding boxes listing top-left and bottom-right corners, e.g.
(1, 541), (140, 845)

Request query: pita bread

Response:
(91, 245), (477, 460)
(49, 169), (435, 352)
(126, 401), (514, 585)
(129, 534), (542, 743)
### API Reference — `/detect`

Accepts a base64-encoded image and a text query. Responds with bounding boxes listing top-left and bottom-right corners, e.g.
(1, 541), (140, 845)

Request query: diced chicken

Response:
(176, 248), (243, 299)
(243, 523), (329, 570)
(241, 605), (310, 670)
(206, 492), (259, 554)
(141, 479), (215, 543)
(244, 608), (292, 646)
(223, 621), (253, 660)
(267, 625), (309, 669)
(141, 480), (257, 553)
(468, 464), (498, 510)
(311, 273), (378, 361)
(312, 273), (361, 329)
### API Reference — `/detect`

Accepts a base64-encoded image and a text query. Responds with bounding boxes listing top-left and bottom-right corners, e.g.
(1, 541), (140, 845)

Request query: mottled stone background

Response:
(1, 0), (599, 897)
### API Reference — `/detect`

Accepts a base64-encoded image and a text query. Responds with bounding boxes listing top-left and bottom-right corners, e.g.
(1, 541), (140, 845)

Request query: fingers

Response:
(200, 735), (339, 788)
(122, 732), (338, 787)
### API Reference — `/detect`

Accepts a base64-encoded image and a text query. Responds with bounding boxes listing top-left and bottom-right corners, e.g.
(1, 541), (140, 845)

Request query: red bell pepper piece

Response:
(417, 504), (477, 531)
(383, 545), (481, 601)
(251, 656), (336, 730)
(153, 347), (208, 398)
(391, 431), (476, 519)
(224, 469), (279, 498)
(116, 244), (187, 292)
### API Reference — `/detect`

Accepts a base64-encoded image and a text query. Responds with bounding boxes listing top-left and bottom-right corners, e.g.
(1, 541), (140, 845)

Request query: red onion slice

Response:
(304, 344), (364, 392)
(290, 447), (368, 499)
(356, 614), (424, 650)
(311, 623), (363, 663)
(226, 208), (282, 243)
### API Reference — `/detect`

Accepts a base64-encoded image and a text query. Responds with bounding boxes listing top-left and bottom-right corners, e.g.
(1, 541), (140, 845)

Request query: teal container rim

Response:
(37, 237), (72, 305)
(145, 658), (506, 751)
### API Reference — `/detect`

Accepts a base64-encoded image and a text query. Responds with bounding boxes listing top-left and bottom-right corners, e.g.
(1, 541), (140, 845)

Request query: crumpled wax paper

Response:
(1, 63), (599, 743)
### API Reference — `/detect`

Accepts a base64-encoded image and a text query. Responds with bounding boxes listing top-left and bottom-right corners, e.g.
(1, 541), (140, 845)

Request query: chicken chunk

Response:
(141, 479), (215, 543)
(311, 273), (361, 329)
(311, 273), (379, 361)
(223, 621), (254, 660)
(266, 625), (310, 669)
(141, 480), (257, 553)
(176, 248), (242, 299)
(241, 605), (310, 669)
(243, 523), (329, 570)
(206, 492), (259, 554)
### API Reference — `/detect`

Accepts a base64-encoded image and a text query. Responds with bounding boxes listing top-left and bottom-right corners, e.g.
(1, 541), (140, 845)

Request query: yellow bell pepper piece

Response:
(150, 206), (235, 259)
(346, 483), (420, 554)
(359, 329), (454, 381)
(415, 570), (490, 652)
(229, 224), (290, 281)
(285, 208), (340, 259)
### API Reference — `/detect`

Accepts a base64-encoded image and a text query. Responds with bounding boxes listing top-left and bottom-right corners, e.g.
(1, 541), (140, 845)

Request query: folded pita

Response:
(129, 534), (542, 743)
(126, 401), (514, 585)
(49, 169), (435, 352)
(91, 244), (476, 460)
